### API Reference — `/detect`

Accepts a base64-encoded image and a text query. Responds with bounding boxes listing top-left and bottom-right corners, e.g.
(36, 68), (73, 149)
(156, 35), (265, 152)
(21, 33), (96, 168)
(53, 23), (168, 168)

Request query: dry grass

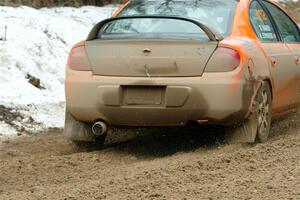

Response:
(0, 0), (298, 22)
(0, 0), (127, 7)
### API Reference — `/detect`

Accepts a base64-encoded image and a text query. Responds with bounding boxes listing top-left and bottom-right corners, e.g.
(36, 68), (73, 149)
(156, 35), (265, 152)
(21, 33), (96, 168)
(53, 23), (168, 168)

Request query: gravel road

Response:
(0, 110), (300, 200)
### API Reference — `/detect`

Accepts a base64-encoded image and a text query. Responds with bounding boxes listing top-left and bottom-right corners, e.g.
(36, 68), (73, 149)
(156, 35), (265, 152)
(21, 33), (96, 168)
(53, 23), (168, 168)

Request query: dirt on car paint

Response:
(0, 109), (300, 200)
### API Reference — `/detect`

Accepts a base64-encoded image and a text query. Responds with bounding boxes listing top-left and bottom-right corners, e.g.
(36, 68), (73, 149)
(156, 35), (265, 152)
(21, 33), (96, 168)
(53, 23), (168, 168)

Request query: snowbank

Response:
(0, 6), (118, 136)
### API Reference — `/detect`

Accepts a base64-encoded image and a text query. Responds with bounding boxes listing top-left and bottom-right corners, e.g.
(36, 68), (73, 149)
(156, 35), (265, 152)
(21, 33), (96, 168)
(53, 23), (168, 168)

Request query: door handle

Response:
(270, 57), (278, 67)
(295, 56), (300, 65)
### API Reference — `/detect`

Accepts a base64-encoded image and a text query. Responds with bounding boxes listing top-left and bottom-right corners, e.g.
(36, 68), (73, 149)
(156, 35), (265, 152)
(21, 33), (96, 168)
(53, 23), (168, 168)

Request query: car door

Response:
(261, 0), (300, 105)
(250, 0), (298, 113)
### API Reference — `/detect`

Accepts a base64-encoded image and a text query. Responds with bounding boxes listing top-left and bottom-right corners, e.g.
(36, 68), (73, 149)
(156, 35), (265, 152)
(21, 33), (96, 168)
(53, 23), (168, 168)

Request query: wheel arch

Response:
(264, 78), (273, 100)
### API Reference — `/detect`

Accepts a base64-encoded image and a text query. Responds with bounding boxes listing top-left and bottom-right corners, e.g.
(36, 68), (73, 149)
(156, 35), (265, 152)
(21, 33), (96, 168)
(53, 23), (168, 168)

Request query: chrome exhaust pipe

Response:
(92, 121), (107, 136)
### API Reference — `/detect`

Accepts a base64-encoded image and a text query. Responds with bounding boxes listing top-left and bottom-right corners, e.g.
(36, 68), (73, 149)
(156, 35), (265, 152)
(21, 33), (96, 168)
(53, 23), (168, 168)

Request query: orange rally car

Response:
(64, 0), (300, 146)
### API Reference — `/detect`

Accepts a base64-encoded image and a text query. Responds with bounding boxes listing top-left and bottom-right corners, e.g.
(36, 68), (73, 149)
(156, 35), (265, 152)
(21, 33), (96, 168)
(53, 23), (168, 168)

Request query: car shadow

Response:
(99, 124), (225, 159)
(73, 107), (300, 159)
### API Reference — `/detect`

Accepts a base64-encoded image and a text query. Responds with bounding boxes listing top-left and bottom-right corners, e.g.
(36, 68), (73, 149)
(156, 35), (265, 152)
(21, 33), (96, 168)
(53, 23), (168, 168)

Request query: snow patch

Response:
(0, 6), (118, 136)
(0, 121), (17, 136)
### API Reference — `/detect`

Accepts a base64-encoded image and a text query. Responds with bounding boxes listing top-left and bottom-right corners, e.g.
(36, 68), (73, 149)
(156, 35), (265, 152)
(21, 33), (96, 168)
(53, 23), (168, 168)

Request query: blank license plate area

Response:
(124, 86), (165, 106)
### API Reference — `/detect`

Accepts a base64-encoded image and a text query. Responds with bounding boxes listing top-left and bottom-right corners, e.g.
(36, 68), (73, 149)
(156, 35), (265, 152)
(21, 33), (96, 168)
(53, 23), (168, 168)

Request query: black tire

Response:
(225, 81), (272, 143)
(254, 82), (272, 143)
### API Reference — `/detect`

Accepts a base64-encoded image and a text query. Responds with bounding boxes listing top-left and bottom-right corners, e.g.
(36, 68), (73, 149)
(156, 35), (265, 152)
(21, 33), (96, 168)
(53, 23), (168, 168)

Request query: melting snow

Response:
(0, 5), (118, 136)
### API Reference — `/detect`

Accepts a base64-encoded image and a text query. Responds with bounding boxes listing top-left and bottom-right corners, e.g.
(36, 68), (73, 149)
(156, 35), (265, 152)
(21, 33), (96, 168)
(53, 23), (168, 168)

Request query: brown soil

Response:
(0, 110), (300, 200)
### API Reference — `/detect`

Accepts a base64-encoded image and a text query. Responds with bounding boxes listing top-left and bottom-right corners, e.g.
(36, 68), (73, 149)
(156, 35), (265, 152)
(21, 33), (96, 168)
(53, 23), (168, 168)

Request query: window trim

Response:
(259, 0), (300, 44)
(249, 0), (281, 43)
(226, 2), (238, 37)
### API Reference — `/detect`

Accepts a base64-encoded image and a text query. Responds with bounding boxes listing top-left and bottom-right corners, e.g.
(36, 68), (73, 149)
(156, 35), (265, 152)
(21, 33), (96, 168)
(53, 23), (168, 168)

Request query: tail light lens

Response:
(205, 47), (241, 72)
(68, 43), (91, 71)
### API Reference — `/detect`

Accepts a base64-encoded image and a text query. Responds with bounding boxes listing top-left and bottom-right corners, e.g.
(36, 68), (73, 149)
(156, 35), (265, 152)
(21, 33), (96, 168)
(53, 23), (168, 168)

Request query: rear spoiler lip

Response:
(87, 15), (224, 42)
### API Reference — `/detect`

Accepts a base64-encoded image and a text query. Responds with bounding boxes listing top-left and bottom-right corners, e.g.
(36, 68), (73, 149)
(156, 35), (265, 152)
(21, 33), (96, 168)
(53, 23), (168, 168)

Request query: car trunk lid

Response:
(85, 40), (218, 77)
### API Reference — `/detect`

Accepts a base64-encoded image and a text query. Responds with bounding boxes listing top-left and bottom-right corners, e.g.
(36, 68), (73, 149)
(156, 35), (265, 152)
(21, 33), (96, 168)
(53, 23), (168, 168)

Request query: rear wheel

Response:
(226, 81), (272, 143)
(255, 82), (272, 143)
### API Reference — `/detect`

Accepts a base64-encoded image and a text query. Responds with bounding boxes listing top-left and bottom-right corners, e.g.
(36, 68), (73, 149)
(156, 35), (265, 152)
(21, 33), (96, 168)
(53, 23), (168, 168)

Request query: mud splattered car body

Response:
(64, 0), (300, 144)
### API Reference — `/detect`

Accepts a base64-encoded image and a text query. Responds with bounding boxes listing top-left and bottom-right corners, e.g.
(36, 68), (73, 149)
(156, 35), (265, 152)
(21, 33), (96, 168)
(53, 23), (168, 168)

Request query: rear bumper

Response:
(65, 68), (254, 126)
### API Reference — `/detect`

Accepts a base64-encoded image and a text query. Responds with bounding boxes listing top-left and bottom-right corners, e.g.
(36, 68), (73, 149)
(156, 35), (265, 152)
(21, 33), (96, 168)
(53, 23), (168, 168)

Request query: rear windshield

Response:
(118, 0), (238, 36)
(100, 18), (209, 41)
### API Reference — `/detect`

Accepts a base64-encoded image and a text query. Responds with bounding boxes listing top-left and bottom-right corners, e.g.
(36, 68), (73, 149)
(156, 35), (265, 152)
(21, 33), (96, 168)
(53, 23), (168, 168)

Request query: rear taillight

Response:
(205, 47), (241, 72)
(68, 43), (91, 71)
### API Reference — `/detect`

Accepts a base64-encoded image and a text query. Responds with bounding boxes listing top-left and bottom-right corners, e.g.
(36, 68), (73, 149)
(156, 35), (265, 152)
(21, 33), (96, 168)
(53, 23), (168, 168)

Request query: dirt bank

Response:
(0, 110), (300, 200)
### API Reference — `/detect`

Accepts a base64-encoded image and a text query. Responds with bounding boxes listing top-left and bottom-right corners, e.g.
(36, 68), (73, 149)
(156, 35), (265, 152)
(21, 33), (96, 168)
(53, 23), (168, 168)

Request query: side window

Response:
(262, 1), (300, 43)
(250, 1), (278, 42)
